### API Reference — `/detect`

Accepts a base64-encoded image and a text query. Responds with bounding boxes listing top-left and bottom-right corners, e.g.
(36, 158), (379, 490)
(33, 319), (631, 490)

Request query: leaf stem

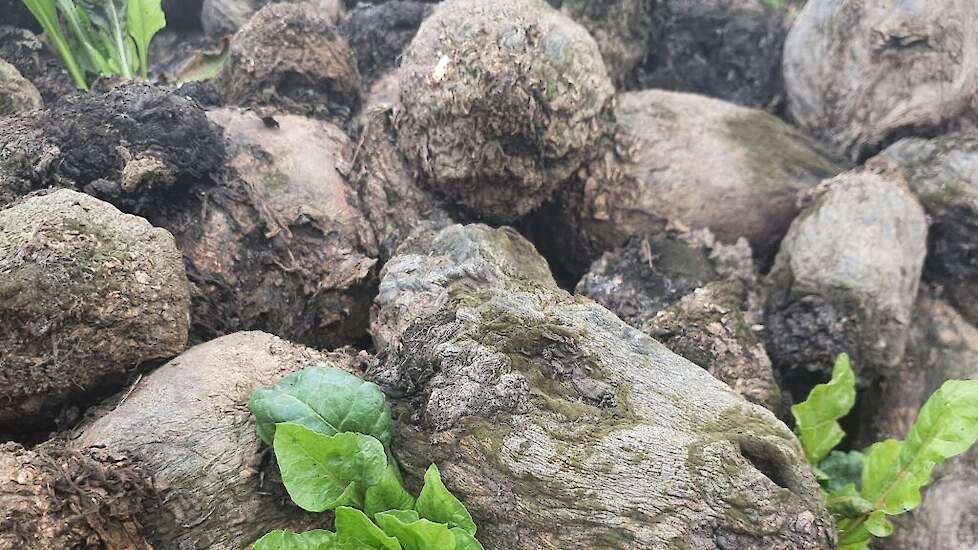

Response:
(20, 0), (89, 89)
(104, 0), (132, 78)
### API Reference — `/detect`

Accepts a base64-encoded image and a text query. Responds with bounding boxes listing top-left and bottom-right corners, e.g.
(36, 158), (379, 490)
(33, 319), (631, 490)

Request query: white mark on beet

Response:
(433, 54), (451, 82)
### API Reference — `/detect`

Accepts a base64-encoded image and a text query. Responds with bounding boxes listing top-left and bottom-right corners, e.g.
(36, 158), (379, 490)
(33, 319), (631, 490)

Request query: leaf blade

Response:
(414, 464), (476, 536)
(273, 424), (388, 512)
(252, 529), (337, 550)
(819, 450), (864, 493)
(126, 0), (165, 77)
(792, 353), (857, 465)
(251, 366), (392, 447)
(374, 512), (456, 550)
(364, 461), (416, 518)
(863, 380), (978, 514)
(335, 507), (402, 550)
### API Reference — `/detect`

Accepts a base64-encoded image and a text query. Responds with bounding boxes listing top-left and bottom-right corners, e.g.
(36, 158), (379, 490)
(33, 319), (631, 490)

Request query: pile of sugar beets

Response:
(1, 0), (977, 548)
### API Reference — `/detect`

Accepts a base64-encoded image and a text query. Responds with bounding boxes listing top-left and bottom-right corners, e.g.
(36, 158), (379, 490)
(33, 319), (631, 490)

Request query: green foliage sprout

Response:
(249, 366), (484, 550)
(793, 354), (978, 549)
(19, 0), (166, 90)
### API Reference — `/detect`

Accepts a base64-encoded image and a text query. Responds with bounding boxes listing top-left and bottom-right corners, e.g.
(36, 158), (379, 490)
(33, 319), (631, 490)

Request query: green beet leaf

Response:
(77, 0), (133, 77)
(127, 0), (165, 77)
(818, 450), (864, 493)
(825, 484), (873, 520)
(364, 462), (416, 518)
(792, 353), (856, 465)
(859, 439), (902, 511)
(836, 517), (871, 550)
(252, 529), (337, 550)
(335, 507), (402, 550)
(375, 511), (456, 550)
(450, 528), (485, 550)
(379, 510), (420, 523)
(864, 511), (893, 537)
(415, 464), (476, 536)
(862, 380), (978, 515)
(274, 424), (388, 512)
(19, 0), (89, 88)
(251, 366), (392, 447)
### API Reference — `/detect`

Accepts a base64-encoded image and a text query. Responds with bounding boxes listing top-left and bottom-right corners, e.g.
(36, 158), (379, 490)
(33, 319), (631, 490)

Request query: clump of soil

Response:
(637, 0), (788, 110)
(0, 82), (225, 213)
(339, 1), (432, 86)
(0, 442), (153, 549)
(0, 0), (37, 31)
(577, 232), (723, 328)
(0, 27), (74, 104)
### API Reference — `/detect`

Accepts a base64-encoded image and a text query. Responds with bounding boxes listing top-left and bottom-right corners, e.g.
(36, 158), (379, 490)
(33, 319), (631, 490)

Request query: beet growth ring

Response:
(396, 0), (615, 223)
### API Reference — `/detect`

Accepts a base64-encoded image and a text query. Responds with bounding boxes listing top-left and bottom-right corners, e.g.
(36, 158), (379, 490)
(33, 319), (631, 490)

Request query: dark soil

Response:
(0, 27), (74, 103)
(637, 0), (787, 110)
(762, 294), (858, 401)
(0, 1), (39, 32)
(0, 442), (153, 549)
(339, 1), (432, 85)
(163, 0), (205, 30)
(576, 233), (721, 328)
(0, 83), (225, 212)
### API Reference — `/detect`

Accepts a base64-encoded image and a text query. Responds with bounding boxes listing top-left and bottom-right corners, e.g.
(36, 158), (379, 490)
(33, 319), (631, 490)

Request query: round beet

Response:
(396, 0), (615, 223)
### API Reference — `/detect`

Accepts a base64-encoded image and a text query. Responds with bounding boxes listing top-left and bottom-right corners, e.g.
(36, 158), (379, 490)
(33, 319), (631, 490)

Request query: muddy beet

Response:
(152, 108), (377, 348)
(0, 190), (189, 432)
(539, 89), (843, 276)
(784, 0), (978, 161)
(370, 223), (833, 548)
(202, 0), (344, 38)
(0, 57), (41, 115)
(870, 132), (978, 328)
(764, 171), (928, 378)
(217, 2), (361, 120)
(349, 104), (453, 261)
(396, 0), (615, 223)
(75, 331), (369, 550)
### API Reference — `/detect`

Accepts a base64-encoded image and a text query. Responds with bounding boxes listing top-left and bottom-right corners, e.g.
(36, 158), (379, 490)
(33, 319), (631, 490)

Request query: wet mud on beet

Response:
(0, 443), (153, 549)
